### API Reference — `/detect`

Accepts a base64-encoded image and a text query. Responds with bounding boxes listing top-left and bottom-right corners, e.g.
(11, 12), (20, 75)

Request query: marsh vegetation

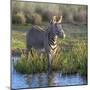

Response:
(12, 24), (87, 76)
(12, 1), (87, 76)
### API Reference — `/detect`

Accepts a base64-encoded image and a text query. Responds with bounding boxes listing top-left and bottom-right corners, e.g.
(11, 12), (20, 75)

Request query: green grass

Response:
(15, 49), (48, 74)
(12, 38), (25, 49)
(12, 31), (26, 49)
(62, 24), (87, 40)
(12, 24), (32, 31)
(14, 40), (87, 75)
(12, 24), (87, 76)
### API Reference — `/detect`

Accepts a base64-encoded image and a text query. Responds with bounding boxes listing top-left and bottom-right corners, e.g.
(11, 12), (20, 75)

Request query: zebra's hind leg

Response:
(47, 53), (52, 74)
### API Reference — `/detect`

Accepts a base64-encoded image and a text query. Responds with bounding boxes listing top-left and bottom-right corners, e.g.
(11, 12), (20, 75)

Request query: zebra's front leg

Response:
(47, 53), (52, 73)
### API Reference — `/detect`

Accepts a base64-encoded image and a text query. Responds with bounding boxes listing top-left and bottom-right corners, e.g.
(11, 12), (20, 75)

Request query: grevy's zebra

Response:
(26, 16), (65, 72)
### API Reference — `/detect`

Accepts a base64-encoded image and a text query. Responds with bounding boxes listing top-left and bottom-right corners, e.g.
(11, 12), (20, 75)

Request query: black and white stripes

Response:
(26, 16), (65, 72)
(48, 31), (58, 54)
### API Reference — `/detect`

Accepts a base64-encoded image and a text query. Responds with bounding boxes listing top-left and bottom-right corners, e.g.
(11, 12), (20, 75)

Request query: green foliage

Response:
(15, 40), (87, 76)
(12, 12), (26, 24)
(12, 24), (87, 76)
(32, 13), (42, 25)
(12, 24), (32, 31)
(15, 49), (48, 74)
(12, 39), (25, 49)
(73, 10), (87, 23)
(12, 31), (26, 49)
(59, 40), (87, 75)
(12, 1), (87, 24)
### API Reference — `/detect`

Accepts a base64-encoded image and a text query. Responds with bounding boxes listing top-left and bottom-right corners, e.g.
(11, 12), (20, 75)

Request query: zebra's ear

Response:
(58, 16), (63, 23)
(52, 16), (57, 24)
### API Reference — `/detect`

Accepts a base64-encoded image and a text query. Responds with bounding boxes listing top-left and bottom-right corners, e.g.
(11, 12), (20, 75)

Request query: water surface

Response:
(11, 57), (87, 89)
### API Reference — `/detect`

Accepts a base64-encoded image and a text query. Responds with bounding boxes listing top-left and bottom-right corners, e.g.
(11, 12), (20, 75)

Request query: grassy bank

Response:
(15, 39), (87, 76)
(12, 24), (87, 76)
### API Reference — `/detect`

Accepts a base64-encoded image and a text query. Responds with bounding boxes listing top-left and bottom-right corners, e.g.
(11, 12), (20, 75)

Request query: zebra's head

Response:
(50, 16), (65, 38)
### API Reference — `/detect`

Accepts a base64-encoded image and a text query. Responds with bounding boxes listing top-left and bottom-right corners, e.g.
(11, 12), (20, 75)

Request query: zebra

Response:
(26, 16), (65, 72)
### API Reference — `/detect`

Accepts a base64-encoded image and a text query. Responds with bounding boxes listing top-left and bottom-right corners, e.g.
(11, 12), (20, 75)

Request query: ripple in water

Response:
(11, 57), (87, 89)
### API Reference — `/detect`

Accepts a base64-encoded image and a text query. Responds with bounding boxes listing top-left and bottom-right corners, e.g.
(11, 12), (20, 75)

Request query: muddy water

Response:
(11, 57), (87, 89)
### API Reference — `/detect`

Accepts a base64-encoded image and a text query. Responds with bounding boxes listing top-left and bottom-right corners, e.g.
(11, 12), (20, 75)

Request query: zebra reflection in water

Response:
(26, 16), (65, 72)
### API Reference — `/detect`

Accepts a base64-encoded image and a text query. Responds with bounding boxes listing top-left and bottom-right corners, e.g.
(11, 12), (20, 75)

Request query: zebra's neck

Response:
(48, 32), (58, 51)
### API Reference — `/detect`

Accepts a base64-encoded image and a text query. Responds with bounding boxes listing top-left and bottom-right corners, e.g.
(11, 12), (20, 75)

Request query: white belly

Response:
(38, 48), (46, 53)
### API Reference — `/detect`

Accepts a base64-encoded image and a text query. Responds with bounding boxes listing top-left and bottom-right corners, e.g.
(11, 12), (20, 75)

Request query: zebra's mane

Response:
(33, 25), (46, 32)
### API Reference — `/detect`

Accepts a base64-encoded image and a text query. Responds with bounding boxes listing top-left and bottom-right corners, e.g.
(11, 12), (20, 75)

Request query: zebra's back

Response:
(26, 26), (48, 50)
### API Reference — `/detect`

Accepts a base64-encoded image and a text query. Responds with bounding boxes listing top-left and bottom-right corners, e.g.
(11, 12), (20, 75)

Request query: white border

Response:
(21, 0), (88, 5)
(0, 0), (89, 90)
(0, 0), (10, 90)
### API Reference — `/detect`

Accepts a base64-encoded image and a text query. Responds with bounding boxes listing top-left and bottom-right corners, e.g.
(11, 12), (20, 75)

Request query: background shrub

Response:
(32, 13), (42, 25)
(73, 10), (87, 24)
(12, 12), (26, 24)
(12, 1), (87, 25)
(62, 11), (74, 23)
